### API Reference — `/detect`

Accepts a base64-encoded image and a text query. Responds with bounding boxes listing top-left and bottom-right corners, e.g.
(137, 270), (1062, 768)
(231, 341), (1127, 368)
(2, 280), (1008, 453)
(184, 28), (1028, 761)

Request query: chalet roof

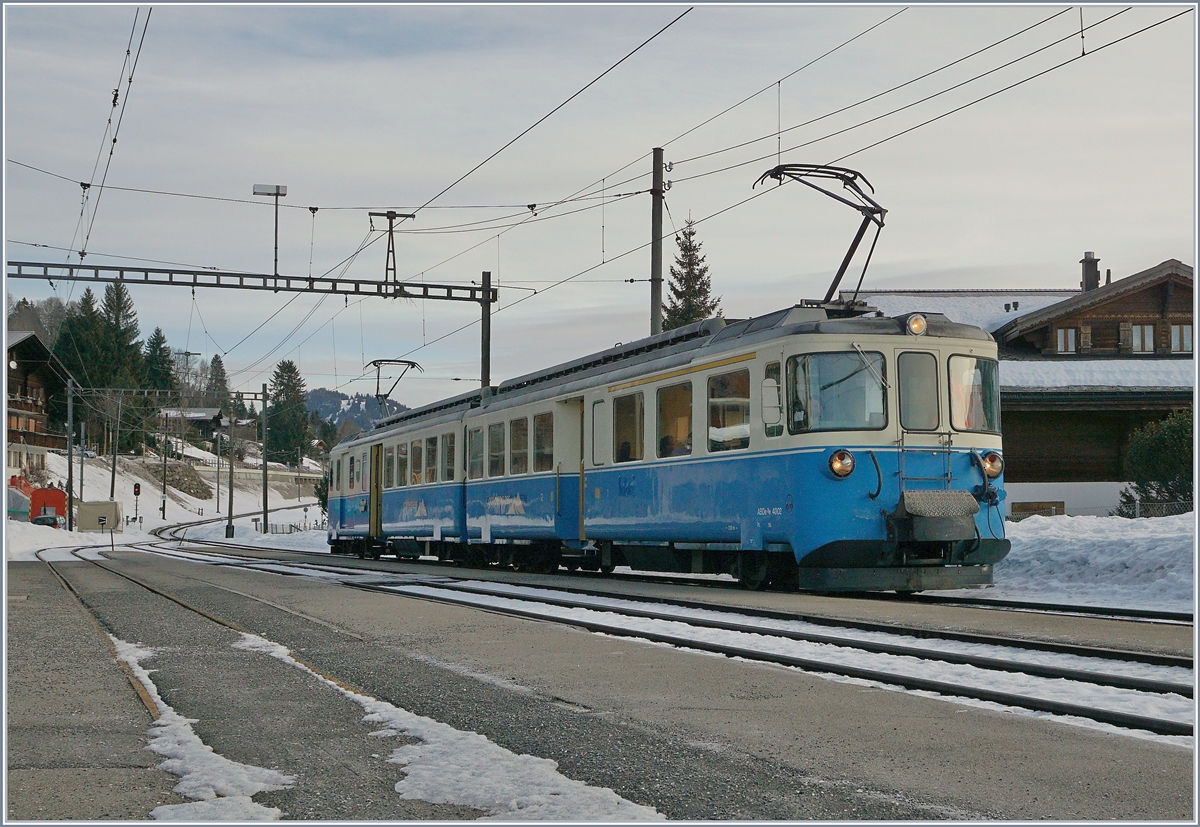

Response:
(7, 330), (39, 351)
(838, 288), (1077, 333)
(992, 259), (1193, 344)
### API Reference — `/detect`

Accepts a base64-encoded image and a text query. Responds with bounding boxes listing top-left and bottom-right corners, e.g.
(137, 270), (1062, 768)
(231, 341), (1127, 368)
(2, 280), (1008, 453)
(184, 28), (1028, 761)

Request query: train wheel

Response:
(599, 564), (616, 575)
(355, 542), (366, 560)
(738, 551), (769, 591)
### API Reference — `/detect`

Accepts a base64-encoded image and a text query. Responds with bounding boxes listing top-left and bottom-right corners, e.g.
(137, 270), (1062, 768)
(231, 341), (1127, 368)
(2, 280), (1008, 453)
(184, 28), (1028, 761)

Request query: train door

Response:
(895, 349), (949, 490)
(369, 443), (384, 537)
(553, 397), (584, 543)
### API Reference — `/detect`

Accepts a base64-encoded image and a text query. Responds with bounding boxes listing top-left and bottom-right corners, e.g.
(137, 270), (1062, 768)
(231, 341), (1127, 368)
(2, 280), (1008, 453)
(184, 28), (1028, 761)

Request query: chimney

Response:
(1080, 251), (1100, 292)
(1105, 268), (1111, 285)
(1013, 301), (1019, 311)
(1004, 303), (1011, 312)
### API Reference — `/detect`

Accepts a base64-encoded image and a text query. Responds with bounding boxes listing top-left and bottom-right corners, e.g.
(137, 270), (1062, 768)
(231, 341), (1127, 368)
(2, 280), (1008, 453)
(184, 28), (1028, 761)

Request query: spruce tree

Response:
(266, 359), (310, 464)
(663, 218), (721, 331)
(100, 282), (142, 386)
(142, 328), (175, 390)
(205, 354), (231, 408)
(52, 288), (106, 388)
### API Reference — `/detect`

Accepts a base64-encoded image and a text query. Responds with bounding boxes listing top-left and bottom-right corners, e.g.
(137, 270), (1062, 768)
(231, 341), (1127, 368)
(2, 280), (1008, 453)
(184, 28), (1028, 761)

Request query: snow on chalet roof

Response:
(841, 289), (1077, 333)
(1000, 359), (1194, 389)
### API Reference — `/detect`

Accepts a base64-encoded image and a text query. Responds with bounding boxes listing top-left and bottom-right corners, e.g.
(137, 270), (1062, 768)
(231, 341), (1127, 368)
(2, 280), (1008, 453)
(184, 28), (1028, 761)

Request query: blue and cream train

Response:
(327, 303), (1010, 591)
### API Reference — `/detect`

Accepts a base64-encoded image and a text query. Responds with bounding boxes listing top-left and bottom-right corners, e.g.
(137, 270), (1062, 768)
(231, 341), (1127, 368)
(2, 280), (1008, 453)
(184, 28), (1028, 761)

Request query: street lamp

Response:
(253, 184), (287, 282)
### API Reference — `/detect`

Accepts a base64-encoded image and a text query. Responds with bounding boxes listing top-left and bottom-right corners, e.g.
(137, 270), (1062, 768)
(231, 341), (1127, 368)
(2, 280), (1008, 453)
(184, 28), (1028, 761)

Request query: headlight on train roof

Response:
(829, 449), (855, 478)
(981, 451), (1004, 478)
(906, 314), (927, 336)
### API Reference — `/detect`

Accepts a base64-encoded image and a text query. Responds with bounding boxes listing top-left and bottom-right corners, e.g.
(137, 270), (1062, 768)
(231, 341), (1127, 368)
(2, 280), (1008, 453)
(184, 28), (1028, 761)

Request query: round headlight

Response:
(906, 314), (927, 336)
(829, 449), (855, 478)
(981, 451), (1004, 478)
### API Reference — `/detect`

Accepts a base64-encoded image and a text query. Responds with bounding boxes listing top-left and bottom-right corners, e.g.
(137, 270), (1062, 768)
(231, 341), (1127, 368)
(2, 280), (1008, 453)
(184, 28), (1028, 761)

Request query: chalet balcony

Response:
(7, 396), (45, 415)
(7, 429), (67, 450)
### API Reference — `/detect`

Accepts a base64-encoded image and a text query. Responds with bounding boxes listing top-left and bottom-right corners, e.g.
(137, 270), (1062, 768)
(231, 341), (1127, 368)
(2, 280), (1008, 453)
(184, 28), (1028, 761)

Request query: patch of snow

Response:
(858, 293), (1073, 332)
(233, 633), (663, 820)
(1000, 359), (1194, 388)
(109, 636), (293, 820)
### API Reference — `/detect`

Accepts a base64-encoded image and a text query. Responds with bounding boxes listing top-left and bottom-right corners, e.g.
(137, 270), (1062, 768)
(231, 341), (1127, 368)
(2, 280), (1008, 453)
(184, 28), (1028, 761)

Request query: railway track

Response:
(154, 520), (1195, 628)
(93, 541), (1195, 739)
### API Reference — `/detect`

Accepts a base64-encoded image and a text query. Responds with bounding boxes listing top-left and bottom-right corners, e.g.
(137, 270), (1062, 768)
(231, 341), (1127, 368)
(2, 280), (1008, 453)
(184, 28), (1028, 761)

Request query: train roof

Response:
(339, 302), (992, 448)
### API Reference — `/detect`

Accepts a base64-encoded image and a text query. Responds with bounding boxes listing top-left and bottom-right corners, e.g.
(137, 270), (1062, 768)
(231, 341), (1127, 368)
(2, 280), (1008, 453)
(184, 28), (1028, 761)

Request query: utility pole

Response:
(109, 396), (122, 500)
(650, 147), (664, 336)
(214, 412), (221, 513)
(66, 378), (74, 531)
(160, 416), (167, 519)
(253, 184), (287, 286)
(79, 420), (85, 502)
(481, 270), (492, 390)
(261, 382), (268, 532)
(226, 409), (235, 538)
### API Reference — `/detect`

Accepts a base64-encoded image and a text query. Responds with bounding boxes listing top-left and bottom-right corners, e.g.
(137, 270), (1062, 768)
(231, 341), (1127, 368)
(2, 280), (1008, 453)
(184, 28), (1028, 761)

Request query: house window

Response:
(533, 412), (554, 472)
(1132, 324), (1155, 353)
(1056, 328), (1076, 353)
(1171, 324), (1192, 353)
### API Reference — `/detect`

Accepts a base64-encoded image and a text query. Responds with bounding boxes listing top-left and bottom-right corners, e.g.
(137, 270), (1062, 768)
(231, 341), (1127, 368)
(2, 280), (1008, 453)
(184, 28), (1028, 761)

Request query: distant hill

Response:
(305, 388), (407, 430)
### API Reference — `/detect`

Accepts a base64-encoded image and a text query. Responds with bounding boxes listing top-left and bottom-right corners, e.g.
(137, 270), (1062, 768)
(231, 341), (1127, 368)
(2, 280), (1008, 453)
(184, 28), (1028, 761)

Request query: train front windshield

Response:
(787, 351), (887, 433)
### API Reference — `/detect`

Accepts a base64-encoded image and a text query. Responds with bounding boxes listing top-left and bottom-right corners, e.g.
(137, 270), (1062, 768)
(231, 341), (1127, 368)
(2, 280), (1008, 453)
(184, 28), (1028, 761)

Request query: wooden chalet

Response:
(6, 331), (70, 477)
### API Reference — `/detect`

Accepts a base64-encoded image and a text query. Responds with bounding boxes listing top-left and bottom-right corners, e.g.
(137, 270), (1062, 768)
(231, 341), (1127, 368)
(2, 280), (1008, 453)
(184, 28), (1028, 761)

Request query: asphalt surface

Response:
(6, 548), (1195, 820)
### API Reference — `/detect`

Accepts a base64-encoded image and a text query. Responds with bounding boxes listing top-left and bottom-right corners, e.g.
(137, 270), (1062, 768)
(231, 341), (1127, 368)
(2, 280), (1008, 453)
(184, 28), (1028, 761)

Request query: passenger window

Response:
(425, 436), (438, 483)
(361, 453), (368, 490)
(410, 441), (423, 486)
(613, 392), (644, 462)
(441, 433), (455, 481)
(533, 412), (554, 472)
(348, 456), (355, 489)
(468, 427), (484, 480)
(383, 446), (395, 488)
(898, 352), (939, 431)
(656, 382), (692, 458)
(708, 369), (750, 452)
(763, 362), (783, 438)
(488, 423), (505, 477)
(396, 442), (408, 487)
(509, 418), (528, 475)
(335, 458), (342, 492)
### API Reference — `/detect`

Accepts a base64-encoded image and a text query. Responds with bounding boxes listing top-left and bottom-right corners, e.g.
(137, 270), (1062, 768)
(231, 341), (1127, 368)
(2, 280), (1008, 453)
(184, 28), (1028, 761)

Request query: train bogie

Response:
(327, 306), (1011, 591)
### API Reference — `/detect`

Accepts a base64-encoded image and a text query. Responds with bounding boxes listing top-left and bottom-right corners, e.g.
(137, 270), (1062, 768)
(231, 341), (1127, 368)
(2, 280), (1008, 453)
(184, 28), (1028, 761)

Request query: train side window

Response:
(488, 423), (505, 477)
(334, 458), (342, 492)
(441, 433), (455, 481)
(361, 453), (368, 491)
(396, 442), (408, 488)
(708, 369), (750, 452)
(468, 427), (484, 479)
(613, 392), (644, 462)
(787, 351), (887, 433)
(509, 418), (528, 475)
(949, 356), (1001, 433)
(763, 362), (783, 438)
(425, 436), (438, 483)
(533, 412), (554, 472)
(656, 382), (692, 458)
(898, 352), (939, 431)
(383, 446), (395, 488)
(348, 456), (355, 489)
(410, 440), (423, 486)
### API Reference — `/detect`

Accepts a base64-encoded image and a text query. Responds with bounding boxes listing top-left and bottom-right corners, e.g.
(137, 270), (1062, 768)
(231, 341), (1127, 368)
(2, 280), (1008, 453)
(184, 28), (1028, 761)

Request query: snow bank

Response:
(999, 359), (1194, 388)
(234, 633), (663, 820)
(981, 513), (1195, 612)
(110, 636), (293, 820)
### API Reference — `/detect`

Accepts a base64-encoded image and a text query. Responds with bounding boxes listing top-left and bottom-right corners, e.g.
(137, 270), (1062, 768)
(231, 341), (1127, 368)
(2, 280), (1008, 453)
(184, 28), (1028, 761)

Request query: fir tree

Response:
(663, 218), (721, 331)
(52, 288), (105, 389)
(99, 282), (142, 386)
(205, 354), (231, 408)
(266, 359), (310, 464)
(142, 328), (175, 390)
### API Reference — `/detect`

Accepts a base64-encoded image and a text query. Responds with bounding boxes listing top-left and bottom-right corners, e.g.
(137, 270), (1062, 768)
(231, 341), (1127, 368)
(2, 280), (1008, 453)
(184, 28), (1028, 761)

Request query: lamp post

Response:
(253, 184), (287, 283)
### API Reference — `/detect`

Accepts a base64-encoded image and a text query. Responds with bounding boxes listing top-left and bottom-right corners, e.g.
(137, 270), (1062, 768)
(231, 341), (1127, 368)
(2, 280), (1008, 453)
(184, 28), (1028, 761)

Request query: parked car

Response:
(31, 514), (66, 529)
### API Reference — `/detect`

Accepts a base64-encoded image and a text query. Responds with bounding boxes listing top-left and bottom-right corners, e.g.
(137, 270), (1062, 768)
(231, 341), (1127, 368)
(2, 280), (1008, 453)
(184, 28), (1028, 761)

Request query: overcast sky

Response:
(4, 3), (1195, 408)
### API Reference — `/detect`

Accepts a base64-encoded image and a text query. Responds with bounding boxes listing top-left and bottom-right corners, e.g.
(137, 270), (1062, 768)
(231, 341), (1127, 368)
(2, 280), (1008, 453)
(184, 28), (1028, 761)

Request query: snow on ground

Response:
(999, 359), (1195, 389)
(110, 636), (293, 821)
(4, 448), (316, 561)
(951, 512), (1196, 613)
(234, 632), (663, 820)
